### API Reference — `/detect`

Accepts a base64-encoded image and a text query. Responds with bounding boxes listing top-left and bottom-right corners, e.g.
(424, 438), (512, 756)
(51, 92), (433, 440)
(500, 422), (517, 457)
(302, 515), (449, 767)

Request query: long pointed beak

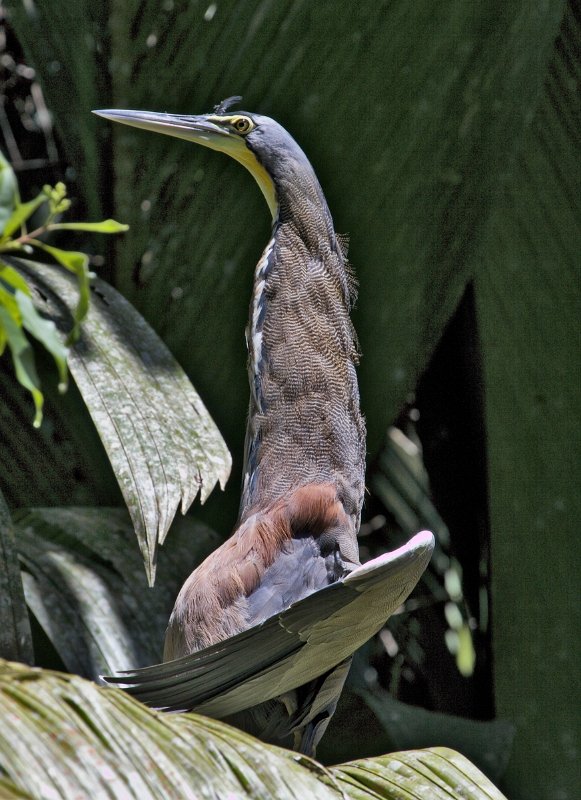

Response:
(93, 108), (278, 219)
(93, 109), (232, 148)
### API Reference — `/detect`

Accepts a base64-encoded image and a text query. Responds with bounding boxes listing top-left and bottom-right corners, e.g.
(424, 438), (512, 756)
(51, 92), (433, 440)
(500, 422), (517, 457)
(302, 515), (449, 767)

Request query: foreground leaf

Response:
(0, 659), (507, 799)
(10, 257), (231, 584)
(333, 748), (508, 800)
(0, 151), (18, 233)
(0, 303), (43, 427)
(0, 193), (47, 241)
(27, 242), (90, 340)
(360, 688), (515, 783)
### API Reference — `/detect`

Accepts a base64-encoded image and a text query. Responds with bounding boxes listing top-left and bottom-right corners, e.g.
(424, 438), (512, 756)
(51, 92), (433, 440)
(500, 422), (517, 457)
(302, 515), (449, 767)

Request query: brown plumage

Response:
(96, 102), (432, 757)
(164, 482), (356, 657)
(161, 107), (366, 751)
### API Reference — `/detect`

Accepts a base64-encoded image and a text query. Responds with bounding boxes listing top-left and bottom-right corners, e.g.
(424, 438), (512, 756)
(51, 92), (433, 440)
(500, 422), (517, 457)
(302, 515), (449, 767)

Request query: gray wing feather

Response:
(245, 537), (335, 625)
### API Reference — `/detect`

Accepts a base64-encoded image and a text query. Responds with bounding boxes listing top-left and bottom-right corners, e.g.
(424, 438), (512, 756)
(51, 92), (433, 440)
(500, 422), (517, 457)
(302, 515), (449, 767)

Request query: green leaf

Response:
(15, 291), (68, 392)
(0, 304), (43, 427)
(0, 151), (18, 234)
(0, 658), (507, 799)
(0, 490), (33, 664)
(28, 242), (90, 340)
(0, 262), (31, 297)
(333, 748), (508, 800)
(0, 262), (30, 325)
(49, 219), (129, 234)
(0, 194), (47, 242)
(14, 506), (220, 678)
(11, 256), (231, 584)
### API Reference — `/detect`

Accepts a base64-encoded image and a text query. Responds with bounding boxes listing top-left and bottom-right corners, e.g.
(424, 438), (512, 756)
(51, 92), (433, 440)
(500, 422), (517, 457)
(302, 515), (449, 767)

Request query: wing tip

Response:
(345, 529), (435, 584)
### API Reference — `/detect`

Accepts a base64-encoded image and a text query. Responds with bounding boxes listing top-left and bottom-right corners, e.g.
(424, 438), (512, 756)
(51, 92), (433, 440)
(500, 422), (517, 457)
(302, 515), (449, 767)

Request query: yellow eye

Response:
(232, 116), (252, 134)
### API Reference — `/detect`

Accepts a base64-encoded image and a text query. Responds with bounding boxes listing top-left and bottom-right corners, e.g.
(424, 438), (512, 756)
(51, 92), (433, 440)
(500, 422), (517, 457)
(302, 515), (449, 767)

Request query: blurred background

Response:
(0, 2), (578, 798)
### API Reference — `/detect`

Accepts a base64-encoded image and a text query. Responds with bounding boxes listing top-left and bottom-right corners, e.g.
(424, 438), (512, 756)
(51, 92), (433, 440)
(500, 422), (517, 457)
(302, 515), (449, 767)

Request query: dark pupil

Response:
(237, 120), (246, 130)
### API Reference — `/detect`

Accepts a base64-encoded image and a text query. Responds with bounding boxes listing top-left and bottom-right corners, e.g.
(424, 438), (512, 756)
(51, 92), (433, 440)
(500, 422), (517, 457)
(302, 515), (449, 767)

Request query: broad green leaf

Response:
(0, 491), (33, 664)
(27, 242), (90, 339)
(15, 291), (68, 392)
(0, 304), (43, 427)
(14, 506), (220, 678)
(11, 257), (231, 584)
(0, 658), (507, 799)
(0, 194), (47, 241)
(49, 219), (129, 233)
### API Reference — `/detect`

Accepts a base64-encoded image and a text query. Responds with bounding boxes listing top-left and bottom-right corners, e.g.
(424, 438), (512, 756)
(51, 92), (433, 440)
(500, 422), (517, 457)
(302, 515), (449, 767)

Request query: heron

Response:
(95, 98), (434, 755)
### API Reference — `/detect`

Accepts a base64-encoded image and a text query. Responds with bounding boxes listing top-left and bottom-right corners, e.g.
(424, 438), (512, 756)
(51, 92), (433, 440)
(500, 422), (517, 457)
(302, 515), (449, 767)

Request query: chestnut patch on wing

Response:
(165, 482), (347, 655)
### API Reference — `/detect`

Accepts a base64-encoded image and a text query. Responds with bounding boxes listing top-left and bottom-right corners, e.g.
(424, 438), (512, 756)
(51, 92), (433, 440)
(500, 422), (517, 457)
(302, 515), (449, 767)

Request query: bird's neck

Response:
(240, 174), (365, 528)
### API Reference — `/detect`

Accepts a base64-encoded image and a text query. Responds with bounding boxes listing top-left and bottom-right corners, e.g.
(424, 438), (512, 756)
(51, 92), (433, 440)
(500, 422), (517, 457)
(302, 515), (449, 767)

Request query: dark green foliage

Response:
(474, 6), (580, 797)
(0, 492), (33, 664)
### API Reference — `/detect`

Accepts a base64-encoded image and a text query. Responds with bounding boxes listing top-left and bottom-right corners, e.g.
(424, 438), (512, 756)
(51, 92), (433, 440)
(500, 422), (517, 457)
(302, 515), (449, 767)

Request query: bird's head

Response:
(94, 96), (314, 220)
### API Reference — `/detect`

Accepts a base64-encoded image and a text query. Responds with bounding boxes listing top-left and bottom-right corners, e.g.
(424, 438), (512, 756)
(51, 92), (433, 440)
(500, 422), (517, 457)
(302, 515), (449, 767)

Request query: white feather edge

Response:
(344, 530), (435, 585)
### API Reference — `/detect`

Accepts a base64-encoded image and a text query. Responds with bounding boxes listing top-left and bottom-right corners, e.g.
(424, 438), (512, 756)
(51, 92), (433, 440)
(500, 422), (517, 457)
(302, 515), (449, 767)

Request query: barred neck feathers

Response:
(240, 142), (365, 527)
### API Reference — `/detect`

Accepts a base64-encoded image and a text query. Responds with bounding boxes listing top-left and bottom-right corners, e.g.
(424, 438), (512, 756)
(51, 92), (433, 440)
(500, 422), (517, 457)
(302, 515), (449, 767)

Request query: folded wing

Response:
(103, 530), (434, 717)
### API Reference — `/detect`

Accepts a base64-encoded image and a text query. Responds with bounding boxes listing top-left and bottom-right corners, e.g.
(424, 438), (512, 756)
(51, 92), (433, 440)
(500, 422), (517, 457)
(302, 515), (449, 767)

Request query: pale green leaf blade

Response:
(0, 491), (33, 664)
(15, 290), (68, 391)
(0, 659), (505, 799)
(27, 242), (90, 337)
(0, 660), (341, 800)
(10, 257), (231, 584)
(0, 304), (43, 427)
(332, 748), (508, 800)
(0, 151), (18, 233)
(359, 688), (515, 783)
(1, 194), (47, 241)
(49, 219), (129, 233)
